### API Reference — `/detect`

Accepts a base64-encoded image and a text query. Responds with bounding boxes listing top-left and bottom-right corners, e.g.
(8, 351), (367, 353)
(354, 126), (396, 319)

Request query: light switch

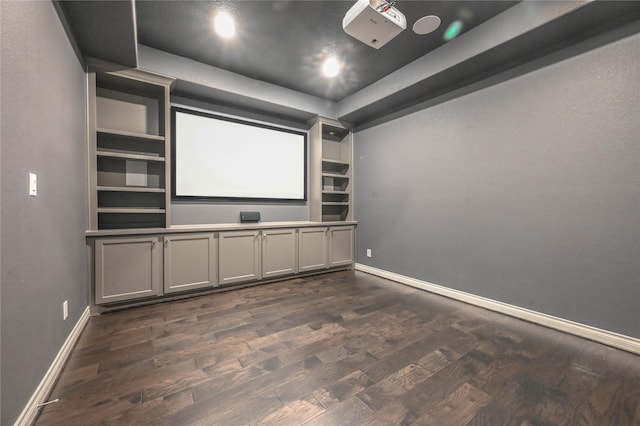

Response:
(29, 173), (37, 196)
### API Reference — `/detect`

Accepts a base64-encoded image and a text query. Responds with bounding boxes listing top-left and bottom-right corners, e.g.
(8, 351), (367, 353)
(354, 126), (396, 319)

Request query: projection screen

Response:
(173, 108), (307, 201)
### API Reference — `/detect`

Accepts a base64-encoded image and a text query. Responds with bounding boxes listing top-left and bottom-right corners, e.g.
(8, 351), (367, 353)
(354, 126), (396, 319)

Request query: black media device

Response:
(240, 211), (261, 223)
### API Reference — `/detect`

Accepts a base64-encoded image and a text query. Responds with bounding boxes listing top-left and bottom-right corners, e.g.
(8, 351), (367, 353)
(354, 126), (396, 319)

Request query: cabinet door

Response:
(219, 230), (261, 285)
(329, 226), (355, 267)
(95, 236), (162, 304)
(299, 227), (328, 272)
(164, 233), (217, 294)
(262, 229), (297, 279)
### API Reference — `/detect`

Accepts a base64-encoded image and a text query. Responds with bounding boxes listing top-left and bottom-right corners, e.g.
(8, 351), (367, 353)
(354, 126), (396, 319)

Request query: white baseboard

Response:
(15, 306), (90, 426)
(355, 263), (640, 355)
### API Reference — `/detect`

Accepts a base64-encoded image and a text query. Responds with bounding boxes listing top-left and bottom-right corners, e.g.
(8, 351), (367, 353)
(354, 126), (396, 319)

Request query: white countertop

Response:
(86, 221), (357, 237)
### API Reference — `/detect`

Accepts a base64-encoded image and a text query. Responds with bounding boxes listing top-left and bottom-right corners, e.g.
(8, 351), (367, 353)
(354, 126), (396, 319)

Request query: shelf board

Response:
(322, 172), (349, 179)
(322, 159), (350, 176)
(321, 124), (349, 141)
(322, 190), (349, 195)
(97, 150), (165, 162)
(96, 72), (167, 99)
(322, 158), (349, 166)
(97, 128), (165, 142)
(97, 208), (166, 214)
(97, 186), (166, 193)
(322, 202), (350, 206)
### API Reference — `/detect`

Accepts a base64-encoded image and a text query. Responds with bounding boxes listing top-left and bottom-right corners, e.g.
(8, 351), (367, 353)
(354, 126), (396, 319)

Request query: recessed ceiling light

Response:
(214, 11), (236, 39)
(322, 57), (340, 78)
(413, 15), (441, 35)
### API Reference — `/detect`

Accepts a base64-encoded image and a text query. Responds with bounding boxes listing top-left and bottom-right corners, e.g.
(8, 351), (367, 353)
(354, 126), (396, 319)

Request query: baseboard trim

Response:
(355, 263), (640, 355)
(15, 306), (90, 426)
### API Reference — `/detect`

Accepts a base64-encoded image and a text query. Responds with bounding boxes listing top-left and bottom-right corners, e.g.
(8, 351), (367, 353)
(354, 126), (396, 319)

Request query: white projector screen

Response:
(173, 108), (307, 201)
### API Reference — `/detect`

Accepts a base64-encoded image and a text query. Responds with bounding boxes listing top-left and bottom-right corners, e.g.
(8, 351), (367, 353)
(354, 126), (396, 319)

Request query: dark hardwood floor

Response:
(36, 270), (640, 425)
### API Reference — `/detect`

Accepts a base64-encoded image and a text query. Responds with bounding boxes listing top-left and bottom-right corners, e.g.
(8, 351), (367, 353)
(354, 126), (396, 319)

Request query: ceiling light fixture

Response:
(322, 57), (341, 78)
(214, 11), (236, 39)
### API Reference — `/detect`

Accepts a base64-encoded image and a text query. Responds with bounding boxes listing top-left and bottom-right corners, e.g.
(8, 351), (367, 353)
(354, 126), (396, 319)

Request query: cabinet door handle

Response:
(152, 241), (157, 248)
(164, 239), (169, 248)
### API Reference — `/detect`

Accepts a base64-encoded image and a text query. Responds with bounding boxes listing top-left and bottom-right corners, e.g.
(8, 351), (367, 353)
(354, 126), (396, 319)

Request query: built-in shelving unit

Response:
(88, 69), (174, 230)
(309, 118), (352, 222)
(97, 186), (166, 193)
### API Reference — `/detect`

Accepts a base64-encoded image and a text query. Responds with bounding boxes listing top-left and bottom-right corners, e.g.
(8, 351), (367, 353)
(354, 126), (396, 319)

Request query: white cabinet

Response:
(329, 226), (355, 267)
(299, 227), (329, 273)
(92, 224), (355, 307)
(219, 230), (262, 285)
(262, 229), (298, 278)
(299, 225), (355, 271)
(95, 236), (162, 304)
(163, 233), (217, 294)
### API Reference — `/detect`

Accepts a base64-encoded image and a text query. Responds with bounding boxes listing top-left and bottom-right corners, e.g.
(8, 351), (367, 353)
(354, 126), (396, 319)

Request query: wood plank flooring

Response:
(36, 270), (640, 425)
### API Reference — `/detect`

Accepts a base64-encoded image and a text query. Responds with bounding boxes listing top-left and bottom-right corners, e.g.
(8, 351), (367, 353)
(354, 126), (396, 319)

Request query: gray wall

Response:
(1, 2), (88, 424)
(354, 31), (640, 338)
(171, 202), (308, 225)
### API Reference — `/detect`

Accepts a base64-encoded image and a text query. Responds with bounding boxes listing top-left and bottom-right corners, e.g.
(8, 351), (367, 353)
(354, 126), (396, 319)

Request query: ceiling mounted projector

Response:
(343, 0), (406, 49)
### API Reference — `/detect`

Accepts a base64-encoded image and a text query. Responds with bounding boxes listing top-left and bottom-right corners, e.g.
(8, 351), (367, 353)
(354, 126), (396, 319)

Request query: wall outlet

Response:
(63, 300), (68, 320)
(366, 248), (372, 258)
(29, 173), (37, 196)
